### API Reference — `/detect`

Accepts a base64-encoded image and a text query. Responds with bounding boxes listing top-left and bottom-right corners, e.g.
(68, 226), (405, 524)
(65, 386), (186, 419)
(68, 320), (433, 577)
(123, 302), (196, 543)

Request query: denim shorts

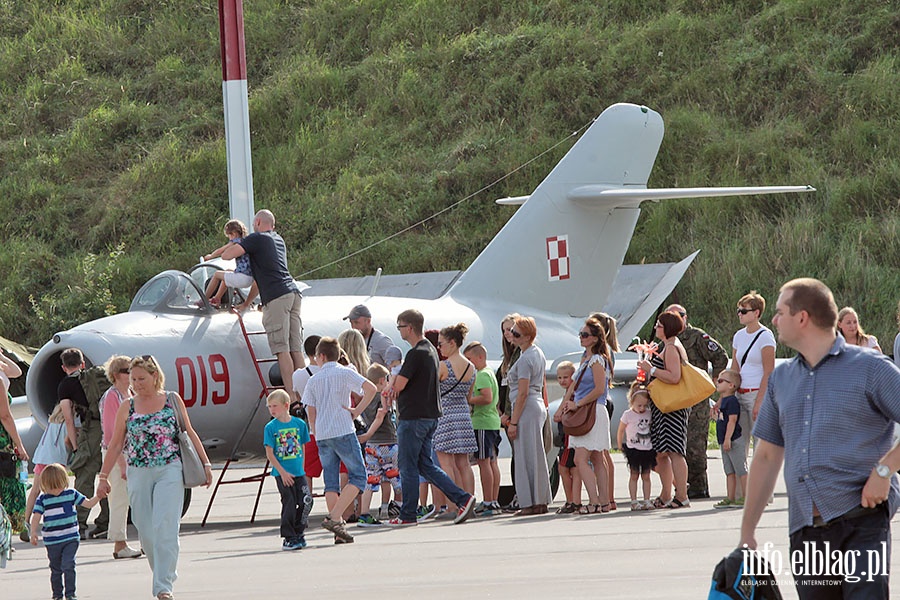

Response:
(317, 432), (366, 493)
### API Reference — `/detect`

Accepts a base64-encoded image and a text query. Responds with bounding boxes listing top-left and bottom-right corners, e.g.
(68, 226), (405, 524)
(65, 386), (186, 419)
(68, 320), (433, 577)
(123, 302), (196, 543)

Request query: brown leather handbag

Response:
(561, 362), (597, 436)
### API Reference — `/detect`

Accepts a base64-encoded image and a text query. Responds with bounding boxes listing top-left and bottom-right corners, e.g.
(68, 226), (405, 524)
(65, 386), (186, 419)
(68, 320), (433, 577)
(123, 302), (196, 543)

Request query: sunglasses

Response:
(510, 330), (522, 338)
(737, 308), (755, 315)
(578, 331), (593, 339)
(118, 368), (131, 375)
(717, 377), (734, 384)
(396, 324), (409, 330)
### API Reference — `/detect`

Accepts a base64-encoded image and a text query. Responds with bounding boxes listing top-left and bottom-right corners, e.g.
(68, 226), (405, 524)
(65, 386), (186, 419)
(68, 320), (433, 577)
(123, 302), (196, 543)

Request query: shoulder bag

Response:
(561, 359), (597, 436)
(167, 392), (207, 488)
(648, 352), (716, 413)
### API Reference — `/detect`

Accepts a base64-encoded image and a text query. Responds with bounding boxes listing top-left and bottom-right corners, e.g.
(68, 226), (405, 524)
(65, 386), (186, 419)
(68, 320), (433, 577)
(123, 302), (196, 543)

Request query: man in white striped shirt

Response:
(302, 337), (377, 544)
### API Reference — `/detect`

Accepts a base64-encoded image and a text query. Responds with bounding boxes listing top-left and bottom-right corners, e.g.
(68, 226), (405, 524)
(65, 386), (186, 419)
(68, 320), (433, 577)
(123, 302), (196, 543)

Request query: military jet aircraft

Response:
(20, 103), (813, 476)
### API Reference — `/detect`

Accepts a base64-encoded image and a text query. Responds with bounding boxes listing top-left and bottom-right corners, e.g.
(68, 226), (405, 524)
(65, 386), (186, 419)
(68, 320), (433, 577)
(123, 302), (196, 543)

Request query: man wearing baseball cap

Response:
(344, 304), (395, 368)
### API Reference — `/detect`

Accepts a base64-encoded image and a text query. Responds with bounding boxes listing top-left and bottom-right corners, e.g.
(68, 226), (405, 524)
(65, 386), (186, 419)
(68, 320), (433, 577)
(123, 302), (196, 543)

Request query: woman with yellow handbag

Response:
(638, 312), (691, 509)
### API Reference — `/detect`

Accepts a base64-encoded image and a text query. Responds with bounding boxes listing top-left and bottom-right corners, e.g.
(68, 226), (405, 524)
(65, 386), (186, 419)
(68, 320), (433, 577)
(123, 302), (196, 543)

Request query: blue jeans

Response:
(789, 505), (891, 599)
(317, 433), (366, 493)
(46, 539), (78, 599)
(397, 418), (471, 521)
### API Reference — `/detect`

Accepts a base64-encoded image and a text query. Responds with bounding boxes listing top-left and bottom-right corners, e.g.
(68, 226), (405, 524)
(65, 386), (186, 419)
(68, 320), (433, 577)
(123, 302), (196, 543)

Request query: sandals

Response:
(556, 502), (576, 514)
(630, 501), (641, 511)
(652, 497), (669, 509)
(600, 503), (611, 513)
(608, 500), (617, 511)
(578, 504), (602, 514)
(668, 497), (691, 509)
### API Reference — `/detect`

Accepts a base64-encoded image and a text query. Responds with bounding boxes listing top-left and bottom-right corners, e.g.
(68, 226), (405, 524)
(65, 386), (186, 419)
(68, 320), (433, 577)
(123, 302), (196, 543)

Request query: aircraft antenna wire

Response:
(297, 118), (595, 278)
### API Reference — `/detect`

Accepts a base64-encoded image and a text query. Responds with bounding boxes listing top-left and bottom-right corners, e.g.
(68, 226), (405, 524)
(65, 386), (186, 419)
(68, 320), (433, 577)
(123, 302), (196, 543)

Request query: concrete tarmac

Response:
(5, 453), (899, 599)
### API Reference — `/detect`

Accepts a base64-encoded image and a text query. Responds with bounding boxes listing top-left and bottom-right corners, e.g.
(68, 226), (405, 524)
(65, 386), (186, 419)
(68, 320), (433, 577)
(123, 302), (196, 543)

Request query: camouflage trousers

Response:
(685, 398), (711, 495)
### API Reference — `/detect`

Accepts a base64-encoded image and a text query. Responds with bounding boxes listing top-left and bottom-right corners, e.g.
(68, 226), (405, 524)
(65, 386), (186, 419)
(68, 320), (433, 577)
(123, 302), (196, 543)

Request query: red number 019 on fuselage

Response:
(176, 354), (230, 407)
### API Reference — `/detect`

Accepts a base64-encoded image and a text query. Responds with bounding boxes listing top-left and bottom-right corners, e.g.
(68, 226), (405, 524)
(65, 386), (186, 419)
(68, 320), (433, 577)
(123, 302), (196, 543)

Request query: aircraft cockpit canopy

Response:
(129, 270), (210, 314)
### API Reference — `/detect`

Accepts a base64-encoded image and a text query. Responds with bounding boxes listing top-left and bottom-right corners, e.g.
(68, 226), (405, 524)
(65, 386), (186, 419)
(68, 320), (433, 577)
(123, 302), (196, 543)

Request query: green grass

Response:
(0, 0), (898, 348)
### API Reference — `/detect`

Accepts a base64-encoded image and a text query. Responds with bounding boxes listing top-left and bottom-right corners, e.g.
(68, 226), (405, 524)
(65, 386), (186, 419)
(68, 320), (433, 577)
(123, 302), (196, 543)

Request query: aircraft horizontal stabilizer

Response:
(605, 251), (701, 343)
(568, 185), (815, 205)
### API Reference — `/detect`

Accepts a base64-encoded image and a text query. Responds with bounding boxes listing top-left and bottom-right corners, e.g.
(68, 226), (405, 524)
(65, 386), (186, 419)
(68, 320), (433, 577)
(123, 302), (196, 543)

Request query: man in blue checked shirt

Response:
(740, 278), (900, 599)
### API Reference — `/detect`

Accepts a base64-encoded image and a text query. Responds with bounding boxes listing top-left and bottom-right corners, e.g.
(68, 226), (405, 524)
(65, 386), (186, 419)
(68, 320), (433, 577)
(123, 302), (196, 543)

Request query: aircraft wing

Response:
(302, 271), (463, 300)
(602, 251), (700, 343)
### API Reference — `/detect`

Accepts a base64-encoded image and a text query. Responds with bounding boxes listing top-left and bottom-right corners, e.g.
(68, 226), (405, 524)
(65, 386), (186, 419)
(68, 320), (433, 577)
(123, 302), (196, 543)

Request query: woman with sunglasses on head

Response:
(505, 316), (552, 515)
(729, 291), (776, 459)
(98, 355), (212, 600)
(637, 311), (691, 508)
(561, 317), (614, 513)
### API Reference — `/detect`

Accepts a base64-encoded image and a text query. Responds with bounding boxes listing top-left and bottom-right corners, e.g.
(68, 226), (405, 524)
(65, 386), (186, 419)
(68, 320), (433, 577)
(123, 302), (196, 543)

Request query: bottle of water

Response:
(18, 459), (29, 486)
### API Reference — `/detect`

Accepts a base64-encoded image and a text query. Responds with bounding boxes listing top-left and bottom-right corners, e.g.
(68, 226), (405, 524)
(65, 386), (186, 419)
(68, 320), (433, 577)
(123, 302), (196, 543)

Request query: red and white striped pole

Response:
(218, 0), (255, 228)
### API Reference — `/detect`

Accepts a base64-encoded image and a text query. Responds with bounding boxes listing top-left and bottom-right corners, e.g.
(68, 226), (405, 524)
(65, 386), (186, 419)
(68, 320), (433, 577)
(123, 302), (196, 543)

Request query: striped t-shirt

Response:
(33, 488), (86, 545)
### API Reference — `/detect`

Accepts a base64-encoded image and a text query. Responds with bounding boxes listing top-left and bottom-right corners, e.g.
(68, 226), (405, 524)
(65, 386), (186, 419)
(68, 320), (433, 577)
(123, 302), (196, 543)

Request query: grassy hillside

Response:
(0, 0), (898, 350)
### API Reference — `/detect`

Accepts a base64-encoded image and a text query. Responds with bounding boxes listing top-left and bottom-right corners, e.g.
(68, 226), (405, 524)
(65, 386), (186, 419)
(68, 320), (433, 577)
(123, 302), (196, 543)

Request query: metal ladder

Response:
(200, 307), (275, 527)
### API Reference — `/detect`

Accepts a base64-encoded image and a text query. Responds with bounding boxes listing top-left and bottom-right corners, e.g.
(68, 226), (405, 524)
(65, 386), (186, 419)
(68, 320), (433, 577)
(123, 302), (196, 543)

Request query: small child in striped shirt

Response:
(30, 463), (103, 600)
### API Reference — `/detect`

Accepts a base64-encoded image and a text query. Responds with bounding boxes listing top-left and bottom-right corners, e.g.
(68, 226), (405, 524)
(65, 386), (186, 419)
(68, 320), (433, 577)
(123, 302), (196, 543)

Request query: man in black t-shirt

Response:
(57, 348), (108, 538)
(222, 209), (305, 399)
(387, 309), (475, 526)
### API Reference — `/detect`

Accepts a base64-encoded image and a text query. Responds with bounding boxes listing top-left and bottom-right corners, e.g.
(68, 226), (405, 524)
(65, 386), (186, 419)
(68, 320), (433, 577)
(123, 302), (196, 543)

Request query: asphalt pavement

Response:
(4, 453), (899, 599)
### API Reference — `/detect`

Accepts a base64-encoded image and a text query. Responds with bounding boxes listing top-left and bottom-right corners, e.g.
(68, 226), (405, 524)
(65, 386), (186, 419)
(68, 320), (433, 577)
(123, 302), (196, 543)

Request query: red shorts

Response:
(304, 436), (322, 478)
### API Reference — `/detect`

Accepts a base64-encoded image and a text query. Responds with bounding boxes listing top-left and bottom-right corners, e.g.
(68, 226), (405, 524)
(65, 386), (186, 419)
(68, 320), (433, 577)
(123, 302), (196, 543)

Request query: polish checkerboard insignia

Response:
(546, 235), (570, 281)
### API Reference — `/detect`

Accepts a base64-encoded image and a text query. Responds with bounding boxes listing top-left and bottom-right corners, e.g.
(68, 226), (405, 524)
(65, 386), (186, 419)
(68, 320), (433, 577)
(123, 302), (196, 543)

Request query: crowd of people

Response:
(1, 214), (900, 600)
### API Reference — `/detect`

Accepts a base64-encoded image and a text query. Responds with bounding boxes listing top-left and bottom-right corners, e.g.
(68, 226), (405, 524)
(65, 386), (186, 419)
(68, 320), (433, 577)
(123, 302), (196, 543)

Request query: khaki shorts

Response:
(262, 292), (303, 354)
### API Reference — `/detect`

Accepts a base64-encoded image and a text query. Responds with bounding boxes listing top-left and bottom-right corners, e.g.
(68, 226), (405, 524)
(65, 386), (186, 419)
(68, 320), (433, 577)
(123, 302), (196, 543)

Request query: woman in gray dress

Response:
(506, 316), (552, 515)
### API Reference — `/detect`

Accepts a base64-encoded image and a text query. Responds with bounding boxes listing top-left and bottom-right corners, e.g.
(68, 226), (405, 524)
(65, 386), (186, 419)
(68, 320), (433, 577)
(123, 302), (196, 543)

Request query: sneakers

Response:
(386, 517), (417, 526)
(356, 513), (383, 528)
(454, 495), (477, 524)
(321, 517), (354, 543)
(435, 505), (449, 518)
(388, 500), (401, 517)
(416, 504), (436, 522)
(474, 501), (490, 515)
(282, 537), (307, 551)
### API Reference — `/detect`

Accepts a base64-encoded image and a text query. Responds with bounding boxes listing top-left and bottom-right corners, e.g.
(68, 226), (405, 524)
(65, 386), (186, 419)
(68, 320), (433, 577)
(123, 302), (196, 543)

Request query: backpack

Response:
(78, 365), (111, 421)
(709, 547), (783, 600)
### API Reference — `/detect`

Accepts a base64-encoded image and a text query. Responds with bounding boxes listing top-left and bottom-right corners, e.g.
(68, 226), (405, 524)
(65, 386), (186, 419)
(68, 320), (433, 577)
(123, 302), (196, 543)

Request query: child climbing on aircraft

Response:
(617, 382), (655, 510)
(202, 219), (254, 307)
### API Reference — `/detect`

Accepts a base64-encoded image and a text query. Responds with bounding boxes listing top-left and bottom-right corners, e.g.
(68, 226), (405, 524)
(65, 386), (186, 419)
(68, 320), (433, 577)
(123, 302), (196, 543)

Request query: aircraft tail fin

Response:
(449, 103), (665, 317)
(449, 103), (814, 320)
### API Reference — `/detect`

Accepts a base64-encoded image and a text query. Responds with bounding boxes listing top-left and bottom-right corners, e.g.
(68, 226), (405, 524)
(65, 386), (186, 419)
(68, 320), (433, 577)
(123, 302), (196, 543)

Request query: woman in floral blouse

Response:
(98, 355), (212, 600)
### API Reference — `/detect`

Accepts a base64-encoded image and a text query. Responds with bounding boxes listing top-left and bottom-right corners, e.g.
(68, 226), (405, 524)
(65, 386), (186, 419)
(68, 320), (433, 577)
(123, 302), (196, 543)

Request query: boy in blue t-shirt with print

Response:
(264, 389), (313, 550)
(713, 370), (747, 509)
(30, 462), (103, 600)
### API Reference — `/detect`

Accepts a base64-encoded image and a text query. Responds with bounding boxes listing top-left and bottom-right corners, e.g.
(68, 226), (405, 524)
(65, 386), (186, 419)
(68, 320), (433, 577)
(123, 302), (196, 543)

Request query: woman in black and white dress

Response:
(638, 311), (690, 509)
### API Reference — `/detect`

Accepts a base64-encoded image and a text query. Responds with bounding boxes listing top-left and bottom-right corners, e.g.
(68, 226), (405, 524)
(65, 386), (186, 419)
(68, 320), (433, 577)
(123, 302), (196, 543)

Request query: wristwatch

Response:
(875, 463), (892, 478)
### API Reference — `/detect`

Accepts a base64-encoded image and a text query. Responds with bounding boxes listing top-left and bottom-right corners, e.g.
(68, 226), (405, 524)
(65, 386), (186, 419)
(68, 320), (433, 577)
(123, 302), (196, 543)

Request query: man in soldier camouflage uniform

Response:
(665, 304), (728, 499)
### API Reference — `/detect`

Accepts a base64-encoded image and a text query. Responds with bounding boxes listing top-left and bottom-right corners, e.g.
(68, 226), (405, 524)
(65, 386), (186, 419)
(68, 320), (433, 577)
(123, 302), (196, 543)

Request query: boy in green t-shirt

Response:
(463, 342), (501, 515)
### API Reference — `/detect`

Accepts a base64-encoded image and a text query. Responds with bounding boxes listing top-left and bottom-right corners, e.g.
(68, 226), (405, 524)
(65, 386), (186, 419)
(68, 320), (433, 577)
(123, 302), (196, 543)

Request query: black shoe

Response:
(79, 529), (87, 540)
(88, 527), (108, 539)
(687, 489), (710, 499)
